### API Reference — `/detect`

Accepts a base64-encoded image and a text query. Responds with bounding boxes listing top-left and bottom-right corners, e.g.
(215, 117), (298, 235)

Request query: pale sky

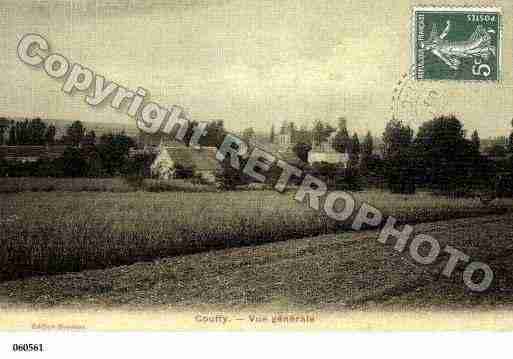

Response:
(1, 0), (512, 137)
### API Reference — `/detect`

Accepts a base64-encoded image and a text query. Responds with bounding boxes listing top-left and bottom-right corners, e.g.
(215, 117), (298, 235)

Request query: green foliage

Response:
(414, 115), (478, 191)
(123, 174), (145, 189)
(485, 144), (507, 158)
(215, 161), (245, 190)
(8, 122), (15, 145)
(383, 119), (414, 158)
(385, 147), (416, 194)
(382, 119), (415, 194)
(295, 124), (311, 145)
(62, 146), (87, 177)
(0, 118), (9, 145)
(350, 133), (361, 160)
(509, 119), (513, 154)
(306, 162), (361, 190)
(360, 131), (375, 176)
(174, 163), (195, 179)
(5, 118), (48, 145)
(312, 120), (335, 146)
(66, 120), (85, 146)
(332, 129), (350, 153)
(362, 131), (374, 158)
(292, 142), (312, 162)
(45, 124), (56, 145)
(97, 132), (135, 176)
(200, 120), (225, 148)
(471, 129), (480, 153)
(288, 122), (297, 143)
(3, 189), (512, 280)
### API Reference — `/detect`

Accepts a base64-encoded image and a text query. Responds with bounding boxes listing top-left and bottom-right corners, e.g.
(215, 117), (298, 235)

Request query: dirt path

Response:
(1, 213), (513, 310)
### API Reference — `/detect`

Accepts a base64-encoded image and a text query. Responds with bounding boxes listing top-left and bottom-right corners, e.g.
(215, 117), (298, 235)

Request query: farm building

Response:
(150, 143), (220, 183)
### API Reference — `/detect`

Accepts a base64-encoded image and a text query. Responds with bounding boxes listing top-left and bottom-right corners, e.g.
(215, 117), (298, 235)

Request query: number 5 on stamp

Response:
(413, 7), (501, 81)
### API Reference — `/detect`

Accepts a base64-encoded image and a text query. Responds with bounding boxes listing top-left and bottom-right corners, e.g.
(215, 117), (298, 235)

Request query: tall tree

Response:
(347, 133), (361, 168)
(351, 133), (361, 157)
(362, 131), (374, 159)
(97, 132), (136, 176)
(295, 124), (311, 145)
(0, 118), (9, 145)
(288, 122), (296, 143)
(414, 115), (476, 190)
(509, 119), (513, 154)
(383, 119), (414, 158)
(333, 119), (350, 153)
(8, 121), (15, 145)
(383, 119), (415, 194)
(203, 120), (225, 148)
(14, 120), (27, 145)
(471, 129), (481, 154)
(89, 130), (96, 143)
(29, 118), (47, 145)
(45, 124), (56, 145)
(270, 124), (275, 143)
(66, 121), (85, 146)
(82, 130), (97, 146)
(323, 123), (335, 139)
(360, 130), (375, 175)
(292, 142), (312, 163)
(485, 144), (507, 158)
(312, 120), (325, 146)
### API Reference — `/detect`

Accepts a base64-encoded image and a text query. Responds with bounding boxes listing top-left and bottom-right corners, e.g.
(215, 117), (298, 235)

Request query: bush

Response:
(62, 146), (87, 177)
(215, 162), (245, 190)
(123, 174), (145, 190)
(496, 173), (513, 198)
(385, 152), (416, 195)
(333, 166), (362, 191)
(174, 164), (195, 179)
(305, 162), (361, 191)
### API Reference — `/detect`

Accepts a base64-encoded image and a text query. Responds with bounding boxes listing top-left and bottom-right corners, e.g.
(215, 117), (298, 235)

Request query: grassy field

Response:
(2, 213), (512, 310)
(1, 188), (513, 281)
(0, 177), (217, 193)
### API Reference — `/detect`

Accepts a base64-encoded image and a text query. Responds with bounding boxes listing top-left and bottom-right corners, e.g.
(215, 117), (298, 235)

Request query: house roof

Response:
(165, 145), (220, 171)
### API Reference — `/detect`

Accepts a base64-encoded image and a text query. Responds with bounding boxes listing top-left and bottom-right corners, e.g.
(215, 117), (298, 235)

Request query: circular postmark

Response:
(391, 66), (448, 129)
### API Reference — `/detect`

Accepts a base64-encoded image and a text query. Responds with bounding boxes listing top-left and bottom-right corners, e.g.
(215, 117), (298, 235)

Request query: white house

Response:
(308, 132), (350, 166)
(150, 145), (176, 180)
(150, 141), (220, 183)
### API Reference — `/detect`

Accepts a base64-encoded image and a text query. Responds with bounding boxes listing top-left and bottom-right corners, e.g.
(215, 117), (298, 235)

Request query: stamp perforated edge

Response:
(410, 6), (503, 83)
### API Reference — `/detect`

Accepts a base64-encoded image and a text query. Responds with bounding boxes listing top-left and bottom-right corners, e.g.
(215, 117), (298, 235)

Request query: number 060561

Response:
(12, 344), (44, 352)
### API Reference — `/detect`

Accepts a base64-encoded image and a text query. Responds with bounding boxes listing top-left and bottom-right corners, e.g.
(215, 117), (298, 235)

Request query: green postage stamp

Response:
(414, 7), (501, 81)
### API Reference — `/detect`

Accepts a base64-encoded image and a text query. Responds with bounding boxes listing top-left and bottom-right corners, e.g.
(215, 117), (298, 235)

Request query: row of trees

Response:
(245, 116), (513, 194)
(0, 118), (97, 146)
(0, 118), (56, 146)
(4, 115), (513, 195)
(382, 116), (513, 194)
(0, 120), (144, 178)
(0, 118), (230, 179)
(263, 119), (375, 165)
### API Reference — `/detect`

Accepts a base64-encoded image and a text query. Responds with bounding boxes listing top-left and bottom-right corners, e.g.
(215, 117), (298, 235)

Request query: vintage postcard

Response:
(1, 0), (513, 354)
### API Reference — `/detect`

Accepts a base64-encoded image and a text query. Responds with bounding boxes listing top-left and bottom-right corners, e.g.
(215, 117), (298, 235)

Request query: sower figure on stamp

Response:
(422, 20), (496, 71)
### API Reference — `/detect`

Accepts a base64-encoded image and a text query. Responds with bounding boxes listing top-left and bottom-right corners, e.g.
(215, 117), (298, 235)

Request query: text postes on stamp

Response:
(414, 7), (501, 81)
